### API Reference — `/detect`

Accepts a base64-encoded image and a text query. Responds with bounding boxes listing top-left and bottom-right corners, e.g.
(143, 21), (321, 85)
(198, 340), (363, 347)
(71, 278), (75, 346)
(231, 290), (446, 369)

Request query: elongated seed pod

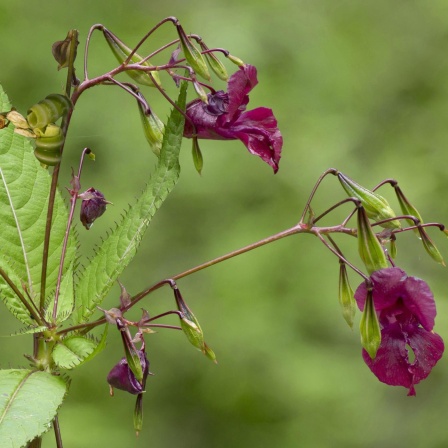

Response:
(103, 28), (161, 88)
(34, 124), (65, 166)
(27, 94), (72, 129)
(136, 96), (164, 157)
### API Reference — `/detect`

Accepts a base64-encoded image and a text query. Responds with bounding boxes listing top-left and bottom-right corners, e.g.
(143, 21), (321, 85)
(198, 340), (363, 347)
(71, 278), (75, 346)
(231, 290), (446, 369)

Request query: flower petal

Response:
(224, 65), (258, 122)
(362, 322), (444, 395)
(355, 268), (437, 331)
(228, 108), (282, 173)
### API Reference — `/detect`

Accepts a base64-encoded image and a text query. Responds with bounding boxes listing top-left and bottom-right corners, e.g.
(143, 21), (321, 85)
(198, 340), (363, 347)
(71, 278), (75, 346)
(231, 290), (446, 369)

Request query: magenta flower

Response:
(78, 187), (110, 230)
(355, 267), (444, 395)
(107, 350), (149, 395)
(183, 64), (283, 173)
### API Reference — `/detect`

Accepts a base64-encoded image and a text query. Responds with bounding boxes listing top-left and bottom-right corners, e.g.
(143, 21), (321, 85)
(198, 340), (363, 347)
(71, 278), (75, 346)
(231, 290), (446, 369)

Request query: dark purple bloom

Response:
(183, 64), (283, 173)
(355, 267), (444, 395)
(107, 350), (149, 395)
(78, 187), (110, 230)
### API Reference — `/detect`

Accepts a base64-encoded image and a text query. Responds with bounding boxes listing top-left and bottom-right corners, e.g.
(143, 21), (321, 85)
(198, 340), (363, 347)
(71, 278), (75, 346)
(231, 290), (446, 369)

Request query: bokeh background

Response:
(2, 1), (448, 447)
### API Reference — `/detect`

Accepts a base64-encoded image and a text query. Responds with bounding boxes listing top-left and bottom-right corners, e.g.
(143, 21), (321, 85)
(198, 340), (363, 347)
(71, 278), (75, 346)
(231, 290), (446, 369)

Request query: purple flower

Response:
(183, 64), (283, 173)
(355, 267), (444, 395)
(107, 350), (149, 395)
(78, 187), (110, 230)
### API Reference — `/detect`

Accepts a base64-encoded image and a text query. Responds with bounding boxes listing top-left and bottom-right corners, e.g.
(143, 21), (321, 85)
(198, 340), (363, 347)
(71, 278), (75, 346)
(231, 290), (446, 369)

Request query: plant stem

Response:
(53, 416), (63, 448)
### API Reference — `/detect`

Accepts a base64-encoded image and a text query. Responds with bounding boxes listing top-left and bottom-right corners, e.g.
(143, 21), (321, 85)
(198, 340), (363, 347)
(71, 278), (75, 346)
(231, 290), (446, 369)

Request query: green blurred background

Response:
(2, 1), (448, 447)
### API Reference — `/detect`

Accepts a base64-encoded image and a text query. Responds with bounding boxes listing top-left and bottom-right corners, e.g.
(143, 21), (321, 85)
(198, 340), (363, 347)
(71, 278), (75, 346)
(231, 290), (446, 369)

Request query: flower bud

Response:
(79, 187), (111, 229)
(417, 227), (445, 266)
(338, 262), (356, 328)
(134, 393), (144, 436)
(394, 185), (423, 225)
(27, 94), (72, 129)
(107, 351), (149, 395)
(176, 24), (211, 81)
(359, 289), (381, 359)
(338, 173), (400, 229)
(137, 97), (164, 157)
(357, 206), (389, 274)
(103, 28), (161, 88)
(192, 137), (203, 174)
(389, 236), (397, 259)
(197, 41), (228, 81)
(173, 287), (217, 363)
(226, 54), (245, 67)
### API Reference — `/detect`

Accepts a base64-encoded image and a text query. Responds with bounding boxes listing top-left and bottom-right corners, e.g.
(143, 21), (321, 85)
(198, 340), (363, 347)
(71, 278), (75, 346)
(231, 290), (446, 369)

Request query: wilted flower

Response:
(107, 350), (149, 395)
(183, 64), (283, 173)
(79, 187), (111, 229)
(354, 267), (444, 395)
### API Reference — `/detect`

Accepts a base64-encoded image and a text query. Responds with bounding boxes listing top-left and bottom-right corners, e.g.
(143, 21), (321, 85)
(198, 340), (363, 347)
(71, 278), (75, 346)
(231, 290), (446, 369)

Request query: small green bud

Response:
(133, 394), (144, 436)
(116, 319), (144, 383)
(394, 185), (423, 225)
(197, 40), (228, 81)
(357, 206), (389, 274)
(176, 24), (211, 81)
(417, 227), (445, 266)
(359, 290), (381, 359)
(338, 262), (356, 328)
(389, 236), (397, 259)
(226, 54), (245, 67)
(193, 80), (209, 103)
(174, 287), (216, 362)
(136, 96), (164, 157)
(338, 172), (401, 229)
(192, 137), (203, 174)
(103, 28), (162, 88)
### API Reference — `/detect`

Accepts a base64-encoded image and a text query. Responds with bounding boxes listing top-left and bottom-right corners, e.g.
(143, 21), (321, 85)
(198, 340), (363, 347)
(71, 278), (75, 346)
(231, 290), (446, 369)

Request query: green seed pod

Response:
(103, 28), (161, 88)
(359, 289), (381, 359)
(34, 124), (65, 166)
(176, 24), (211, 81)
(27, 94), (72, 129)
(338, 172), (401, 229)
(197, 40), (228, 81)
(357, 206), (389, 274)
(136, 96), (164, 157)
(418, 227), (445, 266)
(338, 262), (356, 328)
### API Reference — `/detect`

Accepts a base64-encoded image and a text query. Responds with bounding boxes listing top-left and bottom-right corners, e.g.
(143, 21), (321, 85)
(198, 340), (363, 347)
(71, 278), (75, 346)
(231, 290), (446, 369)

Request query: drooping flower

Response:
(183, 64), (283, 173)
(107, 350), (149, 395)
(354, 267), (444, 395)
(78, 187), (111, 229)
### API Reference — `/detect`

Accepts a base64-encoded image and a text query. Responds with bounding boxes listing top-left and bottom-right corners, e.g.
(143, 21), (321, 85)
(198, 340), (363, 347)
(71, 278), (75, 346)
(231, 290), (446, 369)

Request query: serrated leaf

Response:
(52, 336), (96, 369)
(52, 326), (108, 369)
(0, 84), (77, 314)
(0, 369), (68, 448)
(74, 82), (188, 324)
(0, 257), (34, 326)
(9, 325), (48, 336)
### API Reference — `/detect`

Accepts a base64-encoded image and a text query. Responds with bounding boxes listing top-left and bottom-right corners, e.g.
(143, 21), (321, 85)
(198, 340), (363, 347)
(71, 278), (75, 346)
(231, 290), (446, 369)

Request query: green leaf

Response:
(0, 257), (34, 326)
(74, 82), (188, 323)
(52, 325), (108, 369)
(0, 369), (68, 447)
(0, 84), (76, 318)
